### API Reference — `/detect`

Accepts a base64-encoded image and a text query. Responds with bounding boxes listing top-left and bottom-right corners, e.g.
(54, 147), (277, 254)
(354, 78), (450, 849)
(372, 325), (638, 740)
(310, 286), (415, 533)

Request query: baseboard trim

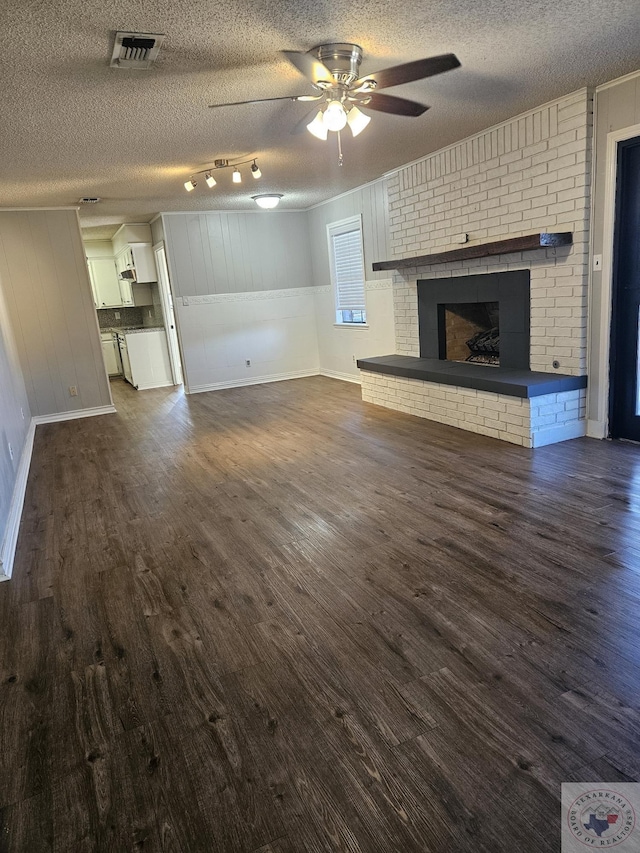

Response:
(32, 405), (116, 425)
(188, 368), (320, 394)
(134, 382), (175, 391)
(587, 418), (607, 439)
(531, 419), (587, 448)
(319, 369), (362, 385)
(0, 420), (36, 580)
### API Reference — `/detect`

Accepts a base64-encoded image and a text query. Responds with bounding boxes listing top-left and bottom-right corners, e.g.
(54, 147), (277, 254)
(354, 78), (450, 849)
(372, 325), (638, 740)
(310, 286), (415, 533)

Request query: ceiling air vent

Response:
(79, 197), (101, 204)
(110, 31), (165, 70)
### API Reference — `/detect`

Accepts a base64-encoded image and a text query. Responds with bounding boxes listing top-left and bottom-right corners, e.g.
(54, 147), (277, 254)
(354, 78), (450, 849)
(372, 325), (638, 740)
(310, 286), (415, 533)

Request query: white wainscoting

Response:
(314, 280), (396, 384)
(175, 286), (321, 394)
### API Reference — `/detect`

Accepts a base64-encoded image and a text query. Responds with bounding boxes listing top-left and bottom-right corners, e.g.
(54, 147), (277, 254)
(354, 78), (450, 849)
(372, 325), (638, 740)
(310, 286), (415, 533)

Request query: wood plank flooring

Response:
(1, 375), (640, 852)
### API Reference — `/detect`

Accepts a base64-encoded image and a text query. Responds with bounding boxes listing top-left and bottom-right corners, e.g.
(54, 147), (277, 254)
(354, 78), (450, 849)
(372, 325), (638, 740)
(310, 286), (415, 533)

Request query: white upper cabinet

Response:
(112, 224), (158, 282)
(87, 258), (121, 308)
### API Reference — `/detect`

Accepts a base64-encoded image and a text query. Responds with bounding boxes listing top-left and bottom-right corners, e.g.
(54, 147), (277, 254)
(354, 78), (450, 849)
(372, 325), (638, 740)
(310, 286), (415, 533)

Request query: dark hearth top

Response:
(371, 232), (573, 272)
(356, 355), (587, 399)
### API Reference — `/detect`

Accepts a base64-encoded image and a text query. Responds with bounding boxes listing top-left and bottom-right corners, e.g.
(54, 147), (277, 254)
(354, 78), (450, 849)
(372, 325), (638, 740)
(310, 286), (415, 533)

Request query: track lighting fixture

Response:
(252, 194), (283, 209)
(182, 157), (266, 193)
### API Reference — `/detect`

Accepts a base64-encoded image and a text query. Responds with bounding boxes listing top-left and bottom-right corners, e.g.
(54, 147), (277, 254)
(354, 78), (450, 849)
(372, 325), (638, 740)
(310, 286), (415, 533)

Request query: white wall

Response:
(162, 212), (319, 392)
(0, 210), (112, 417)
(588, 71), (640, 436)
(307, 180), (396, 381)
(0, 280), (31, 577)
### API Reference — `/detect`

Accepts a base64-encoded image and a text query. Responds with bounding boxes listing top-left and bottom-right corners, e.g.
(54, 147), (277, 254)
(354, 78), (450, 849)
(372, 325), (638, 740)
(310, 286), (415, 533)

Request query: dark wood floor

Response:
(1, 375), (640, 852)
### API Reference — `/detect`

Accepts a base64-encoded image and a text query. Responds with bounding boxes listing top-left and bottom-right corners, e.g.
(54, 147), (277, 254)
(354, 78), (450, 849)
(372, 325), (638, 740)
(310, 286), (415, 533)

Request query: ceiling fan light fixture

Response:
(251, 161), (262, 179)
(232, 168), (242, 183)
(307, 110), (328, 140)
(347, 106), (371, 137)
(184, 179), (197, 192)
(323, 100), (348, 132)
(205, 172), (217, 188)
(253, 194), (283, 209)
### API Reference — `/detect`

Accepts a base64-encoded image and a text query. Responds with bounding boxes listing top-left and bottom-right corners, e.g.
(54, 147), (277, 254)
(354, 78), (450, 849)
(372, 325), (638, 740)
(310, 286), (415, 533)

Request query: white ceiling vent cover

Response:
(110, 32), (165, 70)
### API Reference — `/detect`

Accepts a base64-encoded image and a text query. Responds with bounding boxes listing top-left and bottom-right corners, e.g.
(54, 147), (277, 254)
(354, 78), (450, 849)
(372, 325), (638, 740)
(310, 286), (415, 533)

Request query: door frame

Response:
(596, 121), (640, 438)
(153, 241), (184, 387)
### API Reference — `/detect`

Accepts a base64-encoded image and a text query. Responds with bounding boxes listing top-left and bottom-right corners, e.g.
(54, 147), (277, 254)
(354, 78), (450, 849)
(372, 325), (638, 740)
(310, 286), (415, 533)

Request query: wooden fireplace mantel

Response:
(371, 232), (573, 272)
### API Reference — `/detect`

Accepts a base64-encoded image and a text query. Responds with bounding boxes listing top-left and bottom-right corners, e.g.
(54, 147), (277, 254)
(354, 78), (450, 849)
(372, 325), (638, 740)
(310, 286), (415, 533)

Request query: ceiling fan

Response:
(209, 44), (460, 163)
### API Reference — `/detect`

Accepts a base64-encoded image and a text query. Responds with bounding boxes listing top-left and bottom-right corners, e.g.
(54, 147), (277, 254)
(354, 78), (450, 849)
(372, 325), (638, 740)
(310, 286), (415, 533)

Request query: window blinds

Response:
(332, 228), (366, 311)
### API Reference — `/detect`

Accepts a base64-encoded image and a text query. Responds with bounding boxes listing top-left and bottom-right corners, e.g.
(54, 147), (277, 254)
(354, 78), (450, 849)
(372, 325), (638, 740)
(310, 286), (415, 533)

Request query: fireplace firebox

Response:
(418, 270), (530, 370)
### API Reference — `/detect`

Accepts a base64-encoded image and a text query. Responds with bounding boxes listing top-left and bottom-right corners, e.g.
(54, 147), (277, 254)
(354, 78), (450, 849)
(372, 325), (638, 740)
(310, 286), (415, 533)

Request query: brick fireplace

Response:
(358, 88), (592, 447)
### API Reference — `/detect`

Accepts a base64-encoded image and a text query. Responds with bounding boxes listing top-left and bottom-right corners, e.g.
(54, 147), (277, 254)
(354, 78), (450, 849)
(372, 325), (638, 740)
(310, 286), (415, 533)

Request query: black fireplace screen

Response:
(417, 270), (530, 370)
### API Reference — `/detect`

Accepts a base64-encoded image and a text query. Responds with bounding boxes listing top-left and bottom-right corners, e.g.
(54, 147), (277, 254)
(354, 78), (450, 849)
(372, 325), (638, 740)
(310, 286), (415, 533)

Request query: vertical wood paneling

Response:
(307, 178), (390, 287)
(0, 210), (110, 418)
(163, 213), (312, 299)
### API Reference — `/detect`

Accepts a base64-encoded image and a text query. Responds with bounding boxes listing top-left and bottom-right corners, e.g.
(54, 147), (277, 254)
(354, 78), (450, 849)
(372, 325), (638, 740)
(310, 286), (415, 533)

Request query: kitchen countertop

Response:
(102, 325), (165, 335)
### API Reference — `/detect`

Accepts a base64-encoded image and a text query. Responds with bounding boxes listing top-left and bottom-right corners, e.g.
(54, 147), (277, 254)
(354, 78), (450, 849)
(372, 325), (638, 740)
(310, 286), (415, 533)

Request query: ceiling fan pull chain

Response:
(337, 130), (344, 166)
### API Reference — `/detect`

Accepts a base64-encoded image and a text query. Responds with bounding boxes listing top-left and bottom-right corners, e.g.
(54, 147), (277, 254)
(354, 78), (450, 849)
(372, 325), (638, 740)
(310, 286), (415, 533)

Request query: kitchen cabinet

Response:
(100, 332), (120, 375)
(88, 258), (121, 308)
(119, 330), (172, 390)
(115, 243), (157, 283)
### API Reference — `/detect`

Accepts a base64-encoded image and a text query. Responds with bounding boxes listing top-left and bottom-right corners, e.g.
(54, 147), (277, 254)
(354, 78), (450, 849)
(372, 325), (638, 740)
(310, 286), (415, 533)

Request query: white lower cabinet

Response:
(100, 333), (120, 375)
(122, 330), (173, 390)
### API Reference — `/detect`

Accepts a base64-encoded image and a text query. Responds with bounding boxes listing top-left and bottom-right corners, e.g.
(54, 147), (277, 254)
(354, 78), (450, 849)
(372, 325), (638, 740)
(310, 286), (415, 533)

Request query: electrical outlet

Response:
(352, 354), (356, 362)
(69, 386), (78, 397)
(20, 407), (24, 419)
(245, 359), (251, 367)
(593, 254), (602, 271)
(7, 442), (13, 461)
(114, 311), (121, 319)
(148, 310), (152, 318)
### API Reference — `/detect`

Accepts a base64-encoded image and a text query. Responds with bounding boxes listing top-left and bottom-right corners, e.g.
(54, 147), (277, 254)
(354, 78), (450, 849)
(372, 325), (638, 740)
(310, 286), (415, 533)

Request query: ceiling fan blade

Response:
(208, 95), (319, 108)
(361, 92), (429, 117)
(354, 53), (460, 91)
(282, 50), (334, 86)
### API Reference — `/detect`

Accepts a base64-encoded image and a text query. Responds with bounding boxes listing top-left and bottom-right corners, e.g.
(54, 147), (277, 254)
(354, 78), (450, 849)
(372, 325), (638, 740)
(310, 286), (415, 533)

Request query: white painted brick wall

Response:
(361, 371), (587, 448)
(387, 89), (593, 377)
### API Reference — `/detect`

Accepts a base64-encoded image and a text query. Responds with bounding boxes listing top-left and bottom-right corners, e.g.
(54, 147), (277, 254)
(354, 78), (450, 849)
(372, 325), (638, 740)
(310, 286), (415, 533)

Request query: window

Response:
(327, 216), (367, 325)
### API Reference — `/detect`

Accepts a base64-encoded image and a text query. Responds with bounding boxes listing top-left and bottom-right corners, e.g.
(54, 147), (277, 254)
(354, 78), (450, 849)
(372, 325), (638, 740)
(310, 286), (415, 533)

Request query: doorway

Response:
(610, 136), (640, 441)
(154, 243), (183, 386)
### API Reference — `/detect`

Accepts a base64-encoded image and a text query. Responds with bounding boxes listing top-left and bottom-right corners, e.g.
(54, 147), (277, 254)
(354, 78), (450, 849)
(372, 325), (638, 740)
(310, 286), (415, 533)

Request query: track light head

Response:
(184, 179), (197, 192)
(205, 172), (217, 188)
(232, 168), (242, 183)
(251, 161), (262, 179)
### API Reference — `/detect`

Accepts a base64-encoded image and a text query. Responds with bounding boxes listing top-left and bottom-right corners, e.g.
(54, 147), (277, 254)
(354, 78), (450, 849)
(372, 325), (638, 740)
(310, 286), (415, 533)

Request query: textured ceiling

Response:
(1, 0), (639, 229)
